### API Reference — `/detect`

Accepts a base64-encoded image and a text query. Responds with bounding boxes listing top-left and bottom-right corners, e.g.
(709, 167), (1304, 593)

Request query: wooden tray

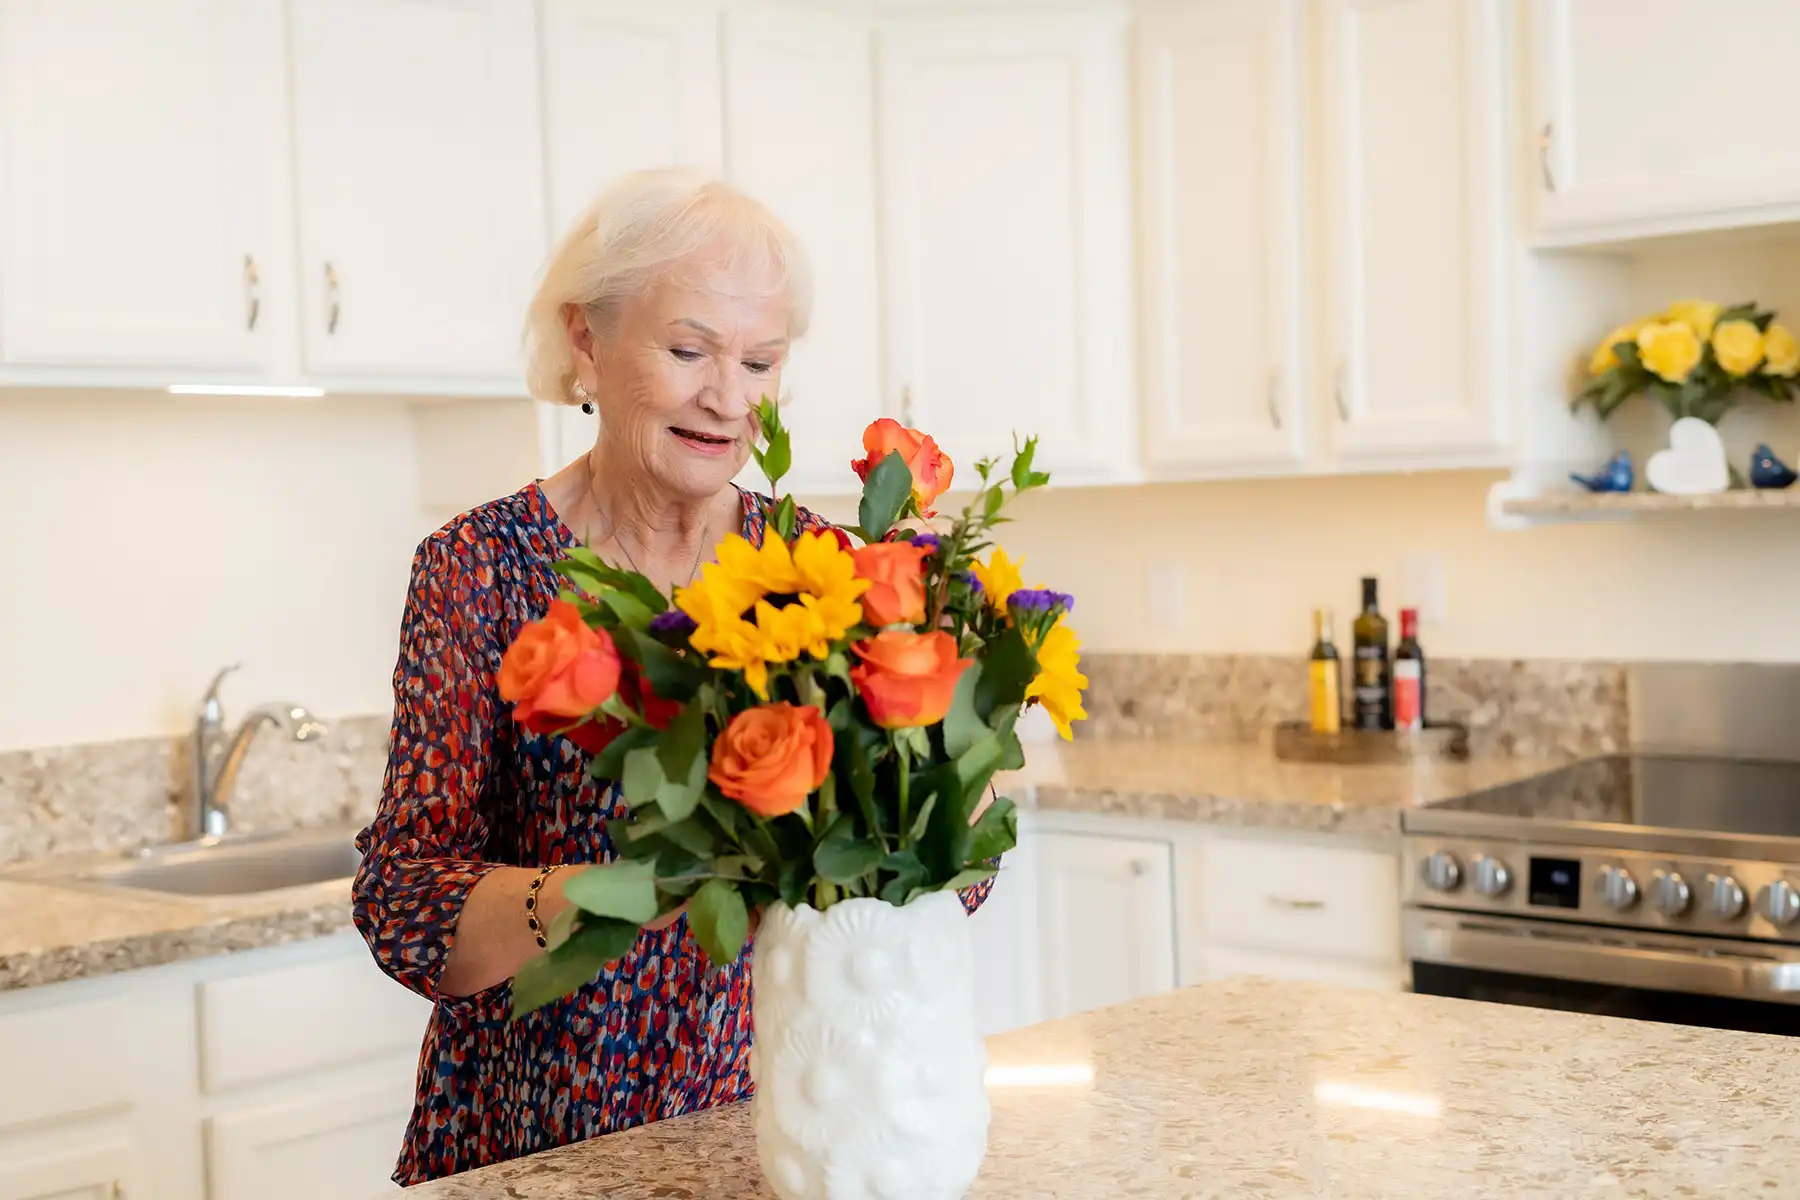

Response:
(1272, 720), (1470, 765)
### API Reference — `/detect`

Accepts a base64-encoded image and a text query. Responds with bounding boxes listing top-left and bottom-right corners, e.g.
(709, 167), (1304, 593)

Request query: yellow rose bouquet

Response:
(1576, 298), (1800, 424)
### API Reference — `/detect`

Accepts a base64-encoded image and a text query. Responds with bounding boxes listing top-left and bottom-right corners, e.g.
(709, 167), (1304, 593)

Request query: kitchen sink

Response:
(4, 829), (368, 898)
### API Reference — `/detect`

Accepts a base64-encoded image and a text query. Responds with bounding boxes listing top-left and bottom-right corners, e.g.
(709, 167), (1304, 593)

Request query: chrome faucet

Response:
(190, 665), (328, 840)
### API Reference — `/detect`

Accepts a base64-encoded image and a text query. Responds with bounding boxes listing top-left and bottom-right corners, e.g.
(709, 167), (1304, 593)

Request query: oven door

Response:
(1404, 908), (1800, 1036)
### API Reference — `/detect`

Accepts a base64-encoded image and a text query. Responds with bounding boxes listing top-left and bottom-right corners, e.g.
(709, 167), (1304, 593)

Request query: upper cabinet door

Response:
(0, 0), (283, 370)
(876, 15), (1137, 484)
(540, 0), (724, 236)
(287, 0), (547, 382)
(725, 6), (883, 494)
(1135, 0), (1306, 475)
(1531, 0), (1800, 241)
(1320, 0), (1509, 465)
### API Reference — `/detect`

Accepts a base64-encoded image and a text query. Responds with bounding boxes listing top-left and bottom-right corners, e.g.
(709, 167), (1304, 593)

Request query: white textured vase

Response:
(750, 892), (991, 1200)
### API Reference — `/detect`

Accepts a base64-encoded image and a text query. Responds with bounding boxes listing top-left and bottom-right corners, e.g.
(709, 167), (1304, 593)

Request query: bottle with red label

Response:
(1393, 607), (1426, 732)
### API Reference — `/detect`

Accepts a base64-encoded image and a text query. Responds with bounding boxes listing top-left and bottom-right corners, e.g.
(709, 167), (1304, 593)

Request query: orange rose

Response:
(708, 703), (834, 818)
(851, 541), (931, 627)
(499, 601), (621, 736)
(849, 630), (971, 729)
(850, 418), (955, 516)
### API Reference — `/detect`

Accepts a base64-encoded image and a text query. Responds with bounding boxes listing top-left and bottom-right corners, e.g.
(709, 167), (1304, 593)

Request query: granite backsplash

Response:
(0, 653), (1629, 866)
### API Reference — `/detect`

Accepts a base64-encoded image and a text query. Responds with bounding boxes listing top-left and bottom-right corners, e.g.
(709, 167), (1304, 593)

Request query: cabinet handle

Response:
(109, 1182), (125, 1200)
(1266, 895), (1326, 911)
(900, 385), (914, 426)
(1128, 858), (1147, 878)
(1539, 121), (1557, 193)
(1266, 370), (1283, 430)
(242, 254), (261, 331)
(324, 262), (342, 335)
(1333, 362), (1350, 422)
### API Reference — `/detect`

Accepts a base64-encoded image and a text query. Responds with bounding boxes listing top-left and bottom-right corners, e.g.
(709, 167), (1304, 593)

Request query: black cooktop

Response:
(1419, 754), (1800, 840)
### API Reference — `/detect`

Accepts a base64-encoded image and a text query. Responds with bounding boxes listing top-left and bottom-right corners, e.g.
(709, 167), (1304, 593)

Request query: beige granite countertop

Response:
(395, 976), (1800, 1198)
(1010, 738), (1562, 838)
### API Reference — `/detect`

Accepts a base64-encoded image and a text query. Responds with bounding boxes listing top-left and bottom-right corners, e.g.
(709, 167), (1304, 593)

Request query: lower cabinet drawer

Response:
(0, 992), (135, 1128)
(198, 936), (432, 1094)
(1201, 837), (1400, 963)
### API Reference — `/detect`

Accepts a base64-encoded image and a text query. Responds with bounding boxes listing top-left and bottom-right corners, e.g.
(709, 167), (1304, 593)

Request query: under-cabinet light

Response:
(166, 384), (327, 398)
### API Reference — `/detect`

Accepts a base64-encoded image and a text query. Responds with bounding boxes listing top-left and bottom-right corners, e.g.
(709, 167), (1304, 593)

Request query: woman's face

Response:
(570, 253), (791, 500)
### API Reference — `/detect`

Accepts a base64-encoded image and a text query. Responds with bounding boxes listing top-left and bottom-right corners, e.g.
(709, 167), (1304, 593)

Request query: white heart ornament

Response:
(1645, 417), (1728, 495)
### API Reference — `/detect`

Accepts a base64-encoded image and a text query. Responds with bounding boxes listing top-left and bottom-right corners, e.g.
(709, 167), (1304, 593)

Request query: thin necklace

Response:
(582, 455), (709, 591)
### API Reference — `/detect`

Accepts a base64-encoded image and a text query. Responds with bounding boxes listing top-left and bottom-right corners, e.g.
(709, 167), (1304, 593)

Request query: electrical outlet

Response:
(1147, 560), (1186, 631)
(1400, 553), (1448, 625)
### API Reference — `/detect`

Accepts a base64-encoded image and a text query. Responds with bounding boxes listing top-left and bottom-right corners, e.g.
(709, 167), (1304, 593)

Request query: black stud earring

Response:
(580, 401), (595, 415)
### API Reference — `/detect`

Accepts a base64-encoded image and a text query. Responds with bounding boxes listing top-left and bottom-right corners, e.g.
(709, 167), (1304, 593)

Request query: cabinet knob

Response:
(243, 253), (261, 331)
(1266, 895), (1325, 911)
(1128, 858), (1147, 877)
(1539, 121), (1557, 193)
(324, 261), (342, 335)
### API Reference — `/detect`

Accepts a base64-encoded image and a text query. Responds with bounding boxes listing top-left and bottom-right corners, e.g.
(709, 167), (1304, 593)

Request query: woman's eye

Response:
(670, 347), (703, 363)
(744, 361), (774, 376)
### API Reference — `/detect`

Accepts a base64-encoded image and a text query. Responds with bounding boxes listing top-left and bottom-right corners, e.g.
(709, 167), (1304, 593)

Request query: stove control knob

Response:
(1470, 854), (1511, 898)
(1598, 865), (1639, 911)
(1757, 880), (1800, 927)
(1650, 870), (1692, 916)
(1705, 873), (1747, 920)
(1420, 850), (1462, 893)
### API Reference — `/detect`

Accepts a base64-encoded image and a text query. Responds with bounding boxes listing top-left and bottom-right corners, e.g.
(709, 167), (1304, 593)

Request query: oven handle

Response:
(1405, 909), (1800, 1005)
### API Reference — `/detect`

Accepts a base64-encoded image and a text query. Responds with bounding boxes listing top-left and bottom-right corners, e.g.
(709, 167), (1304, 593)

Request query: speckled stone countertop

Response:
(0, 830), (358, 992)
(1010, 739), (1562, 839)
(395, 976), (1800, 1199)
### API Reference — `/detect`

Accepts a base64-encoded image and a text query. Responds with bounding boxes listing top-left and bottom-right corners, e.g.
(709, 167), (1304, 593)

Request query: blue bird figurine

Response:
(1570, 450), (1633, 493)
(1750, 444), (1797, 489)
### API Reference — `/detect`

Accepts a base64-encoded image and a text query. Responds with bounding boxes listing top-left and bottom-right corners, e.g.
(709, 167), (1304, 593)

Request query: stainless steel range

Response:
(1402, 665), (1800, 1035)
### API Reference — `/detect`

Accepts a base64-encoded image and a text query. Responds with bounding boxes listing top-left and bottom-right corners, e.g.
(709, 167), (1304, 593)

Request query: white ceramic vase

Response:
(750, 892), (990, 1200)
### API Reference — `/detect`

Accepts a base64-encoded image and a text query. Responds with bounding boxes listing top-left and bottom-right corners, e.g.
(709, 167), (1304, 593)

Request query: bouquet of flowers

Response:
(499, 404), (1087, 1016)
(1575, 297), (1800, 424)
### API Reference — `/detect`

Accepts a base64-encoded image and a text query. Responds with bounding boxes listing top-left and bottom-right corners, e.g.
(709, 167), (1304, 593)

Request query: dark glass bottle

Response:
(1308, 608), (1342, 735)
(1351, 577), (1391, 731)
(1394, 607), (1425, 732)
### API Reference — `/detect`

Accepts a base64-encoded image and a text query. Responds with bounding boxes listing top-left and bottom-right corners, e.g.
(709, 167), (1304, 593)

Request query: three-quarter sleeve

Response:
(354, 530), (509, 1001)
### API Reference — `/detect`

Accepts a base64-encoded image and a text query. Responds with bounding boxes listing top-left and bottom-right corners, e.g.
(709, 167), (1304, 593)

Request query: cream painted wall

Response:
(1, 390), (432, 752)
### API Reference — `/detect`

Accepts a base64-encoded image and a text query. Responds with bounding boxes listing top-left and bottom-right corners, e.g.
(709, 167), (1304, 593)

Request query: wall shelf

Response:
(1492, 484), (1800, 528)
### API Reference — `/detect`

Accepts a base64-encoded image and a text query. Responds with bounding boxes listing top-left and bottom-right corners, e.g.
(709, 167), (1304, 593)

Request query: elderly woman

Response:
(353, 169), (993, 1186)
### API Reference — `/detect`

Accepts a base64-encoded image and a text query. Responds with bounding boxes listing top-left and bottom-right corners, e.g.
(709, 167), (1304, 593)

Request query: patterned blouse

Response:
(352, 482), (995, 1186)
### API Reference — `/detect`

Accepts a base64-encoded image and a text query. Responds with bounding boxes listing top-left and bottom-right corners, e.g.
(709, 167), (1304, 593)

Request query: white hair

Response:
(523, 168), (813, 406)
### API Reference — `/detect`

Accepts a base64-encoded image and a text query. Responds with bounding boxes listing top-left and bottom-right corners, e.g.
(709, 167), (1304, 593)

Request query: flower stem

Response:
(896, 736), (912, 848)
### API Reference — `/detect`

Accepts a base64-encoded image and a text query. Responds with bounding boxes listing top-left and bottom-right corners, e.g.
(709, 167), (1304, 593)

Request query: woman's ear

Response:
(564, 303), (603, 393)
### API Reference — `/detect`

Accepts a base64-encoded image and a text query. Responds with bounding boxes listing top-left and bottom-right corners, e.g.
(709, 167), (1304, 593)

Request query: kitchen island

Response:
(394, 976), (1797, 1198)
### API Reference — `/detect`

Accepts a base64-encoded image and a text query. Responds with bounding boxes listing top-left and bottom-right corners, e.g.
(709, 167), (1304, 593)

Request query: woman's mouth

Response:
(670, 426), (736, 456)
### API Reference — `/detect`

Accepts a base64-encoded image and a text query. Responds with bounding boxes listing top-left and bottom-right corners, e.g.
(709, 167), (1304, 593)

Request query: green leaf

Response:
(858, 450), (914, 542)
(599, 589), (655, 631)
(773, 494), (798, 542)
(967, 795), (1019, 862)
(983, 485), (1005, 521)
(907, 792), (938, 843)
(953, 733), (1005, 791)
(945, 866), (997, 892)
(778, 858), (808, 907)
(975, 624), (1038, 719)
(622, 746), (664, 808)
(510, 918), (641, 1017)
(1010, 436), (1039, 491)
(687, 879), (749, 966)
(839, 718), (882, 839)
(878, 850), (927, 904)
(553, 552), (668, 615)
(657, 696), (707, 780)
(560, 860), (659, 924)
(941, 662), (985, 757)
(763, 430), (792, 490)
(814, 832), (883, 884)
(544, 904), (579, 950)
(593, 725), (656, 783)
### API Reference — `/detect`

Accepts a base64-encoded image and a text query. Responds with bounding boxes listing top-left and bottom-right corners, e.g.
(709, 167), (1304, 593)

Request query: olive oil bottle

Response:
(1308, 608), (1342, 734)
(1351, 577), (1391, 731)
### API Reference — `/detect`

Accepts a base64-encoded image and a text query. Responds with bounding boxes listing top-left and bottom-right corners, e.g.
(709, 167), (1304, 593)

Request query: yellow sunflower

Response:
(1025, 621), (1087, 740)
(971, 547), (1027, 616)
(676, 531), (868, 698)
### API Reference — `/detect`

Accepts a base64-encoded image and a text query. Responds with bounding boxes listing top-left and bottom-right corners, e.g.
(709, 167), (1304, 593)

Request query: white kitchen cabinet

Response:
(1034, 829), (1177, 1020)
(0, 0), (287, 371)
(968, 812), (1040, 1036)
(1134, 0), (1307, 474)
(539, 0), (724, 237)
(876, 14), (1137, 485)
(726, 6), (884, 495)
(1529, 0), (1800, 242)
(208, 1079), (415, 1200)
(0, 1138), (138, 1200)
(1320, 0), (1510, 465)
(286, 0), (547, 383)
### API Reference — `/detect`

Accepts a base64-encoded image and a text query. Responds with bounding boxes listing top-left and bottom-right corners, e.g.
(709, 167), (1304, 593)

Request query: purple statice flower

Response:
(649, 609), (698, 641)
(953, 570), (983, 600)
(908, 532), (942, 555)
(1006, 588), (1074, 617)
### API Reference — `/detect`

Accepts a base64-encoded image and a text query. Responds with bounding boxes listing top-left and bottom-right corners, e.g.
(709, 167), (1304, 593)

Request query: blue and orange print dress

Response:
(352, 482), (995, 1186)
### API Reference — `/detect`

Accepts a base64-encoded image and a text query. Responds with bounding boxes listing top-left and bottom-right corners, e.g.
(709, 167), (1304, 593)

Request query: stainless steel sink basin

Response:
(53, 830), (366, 897)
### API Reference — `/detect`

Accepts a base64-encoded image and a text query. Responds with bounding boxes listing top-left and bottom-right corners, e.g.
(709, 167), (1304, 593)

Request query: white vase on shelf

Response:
(750, 891), (990, 1200)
